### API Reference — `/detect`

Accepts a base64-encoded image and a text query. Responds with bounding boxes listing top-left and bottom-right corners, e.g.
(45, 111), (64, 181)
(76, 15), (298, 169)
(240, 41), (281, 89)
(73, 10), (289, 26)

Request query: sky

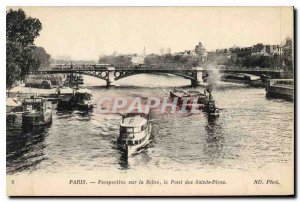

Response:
(8, 7), (294, 60)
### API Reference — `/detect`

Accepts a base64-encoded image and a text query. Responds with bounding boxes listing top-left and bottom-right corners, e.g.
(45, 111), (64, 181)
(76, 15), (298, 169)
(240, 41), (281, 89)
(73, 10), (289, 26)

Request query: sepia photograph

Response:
(5, 6), (294, 196)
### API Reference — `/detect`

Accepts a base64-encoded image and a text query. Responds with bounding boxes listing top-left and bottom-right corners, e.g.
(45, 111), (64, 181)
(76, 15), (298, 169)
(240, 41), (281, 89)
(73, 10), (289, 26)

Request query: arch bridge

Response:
(39, 64), (285, 87)
(39, 65), (204, 87)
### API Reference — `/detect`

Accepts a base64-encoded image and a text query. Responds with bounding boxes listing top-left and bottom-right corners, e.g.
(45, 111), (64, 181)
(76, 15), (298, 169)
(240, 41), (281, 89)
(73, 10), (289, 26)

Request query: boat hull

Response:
(266, 86), (293, 100)
(6, 112), (23, 129)
(22, 111), (52, 129)
(77, 103), (93, 110)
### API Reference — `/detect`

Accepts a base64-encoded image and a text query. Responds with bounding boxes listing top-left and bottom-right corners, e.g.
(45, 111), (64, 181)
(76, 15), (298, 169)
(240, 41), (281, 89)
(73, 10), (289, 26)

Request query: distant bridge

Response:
(38, 64), (285, 87)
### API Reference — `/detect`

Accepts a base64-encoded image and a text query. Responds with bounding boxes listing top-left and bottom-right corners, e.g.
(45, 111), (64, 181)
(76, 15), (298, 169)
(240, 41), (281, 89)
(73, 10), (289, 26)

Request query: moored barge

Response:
(266, 79), (293, 100)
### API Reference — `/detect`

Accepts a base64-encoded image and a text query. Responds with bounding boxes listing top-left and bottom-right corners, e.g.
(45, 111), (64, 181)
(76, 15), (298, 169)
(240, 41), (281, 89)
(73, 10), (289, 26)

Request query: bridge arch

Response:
(77, 70), (109, 81)
(113, 70), (202, 87)
(113, 70), (196, 81)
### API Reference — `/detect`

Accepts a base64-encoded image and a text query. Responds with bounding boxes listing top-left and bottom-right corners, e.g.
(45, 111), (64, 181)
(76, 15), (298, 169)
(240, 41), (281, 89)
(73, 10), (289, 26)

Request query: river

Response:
(6, 74), (294, 175)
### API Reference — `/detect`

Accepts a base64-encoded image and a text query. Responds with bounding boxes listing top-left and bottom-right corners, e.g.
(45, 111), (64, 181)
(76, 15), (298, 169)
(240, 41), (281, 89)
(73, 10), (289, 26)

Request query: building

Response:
(195, 42), (207, 61)
(251, 44), (283, 56)
(131, 54), (145, 65)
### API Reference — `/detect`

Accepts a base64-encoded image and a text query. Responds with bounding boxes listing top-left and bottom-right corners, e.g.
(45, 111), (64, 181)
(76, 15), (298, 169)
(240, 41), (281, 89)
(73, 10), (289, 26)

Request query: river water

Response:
(6, 74), (294, 175)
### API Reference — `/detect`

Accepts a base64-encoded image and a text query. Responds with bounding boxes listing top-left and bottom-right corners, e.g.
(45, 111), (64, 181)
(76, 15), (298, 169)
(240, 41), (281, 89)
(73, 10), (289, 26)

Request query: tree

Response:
(6, 9), (42, 88)
(282, 37), (293, 70)
(6, 9), (42, 47)
(6, 41), (22, 87)
(32, 47), (51, 69)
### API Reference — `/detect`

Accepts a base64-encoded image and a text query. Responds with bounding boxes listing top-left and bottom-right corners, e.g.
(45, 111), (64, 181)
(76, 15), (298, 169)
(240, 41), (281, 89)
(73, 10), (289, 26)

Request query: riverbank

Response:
(6, 84), (74, 99)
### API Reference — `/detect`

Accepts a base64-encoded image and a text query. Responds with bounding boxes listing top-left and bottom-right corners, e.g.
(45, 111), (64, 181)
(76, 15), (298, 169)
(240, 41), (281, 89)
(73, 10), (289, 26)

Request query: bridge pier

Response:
(191, 67), (203, 87)
(106, 71), (116, 87)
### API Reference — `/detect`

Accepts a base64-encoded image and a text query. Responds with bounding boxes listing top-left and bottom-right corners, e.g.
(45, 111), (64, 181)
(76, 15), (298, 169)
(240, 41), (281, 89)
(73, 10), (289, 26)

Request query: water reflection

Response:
(118, 153), (129, 170)
(203, 115), (224, 165)
(7, 127), (48, 174)
(117, 142), (153, 170)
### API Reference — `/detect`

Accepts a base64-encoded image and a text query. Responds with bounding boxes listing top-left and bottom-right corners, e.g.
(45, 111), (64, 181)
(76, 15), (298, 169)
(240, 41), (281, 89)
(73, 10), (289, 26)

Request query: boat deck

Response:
(121, 115), (147, 127)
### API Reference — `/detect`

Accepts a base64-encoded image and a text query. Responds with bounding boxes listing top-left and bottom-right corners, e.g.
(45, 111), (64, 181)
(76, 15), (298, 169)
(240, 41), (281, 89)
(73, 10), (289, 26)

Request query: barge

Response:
(266, 79), (293, 100)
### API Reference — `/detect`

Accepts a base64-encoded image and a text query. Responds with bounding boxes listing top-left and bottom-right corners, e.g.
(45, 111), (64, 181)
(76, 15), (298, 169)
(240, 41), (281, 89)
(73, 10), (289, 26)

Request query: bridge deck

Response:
(39, 68), (284, 73)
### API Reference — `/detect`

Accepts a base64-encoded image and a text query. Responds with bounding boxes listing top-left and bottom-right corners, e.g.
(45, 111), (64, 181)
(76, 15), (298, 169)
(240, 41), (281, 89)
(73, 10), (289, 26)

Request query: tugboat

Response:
(74, 88), (93, 110)
(22, 96), (52, 129)
(57, 88), (93, 110)
(204, 100), (219, 116)
(203, 85), (219, 116)
(57, 94), (75, 110)
(117, 112), (152, 156)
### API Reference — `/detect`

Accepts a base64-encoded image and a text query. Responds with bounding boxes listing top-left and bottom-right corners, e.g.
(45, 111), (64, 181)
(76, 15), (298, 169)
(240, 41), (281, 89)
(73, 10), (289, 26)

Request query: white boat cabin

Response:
(119, 113), (149, 146)
(23, 97), (48, 113)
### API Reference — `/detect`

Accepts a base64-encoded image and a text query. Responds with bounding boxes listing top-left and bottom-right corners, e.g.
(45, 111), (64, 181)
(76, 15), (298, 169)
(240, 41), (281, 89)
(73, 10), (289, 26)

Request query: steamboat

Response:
(117, 112), (152, 156)
(74, 88), (93, 110)
(57, 88), (93, 110)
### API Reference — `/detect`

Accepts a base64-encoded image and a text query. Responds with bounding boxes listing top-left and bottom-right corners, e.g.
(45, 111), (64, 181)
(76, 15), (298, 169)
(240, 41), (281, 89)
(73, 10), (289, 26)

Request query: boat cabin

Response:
(23, 97), (48, 113)
(119, 113), (149, 146)
(75, 89), (92, 100)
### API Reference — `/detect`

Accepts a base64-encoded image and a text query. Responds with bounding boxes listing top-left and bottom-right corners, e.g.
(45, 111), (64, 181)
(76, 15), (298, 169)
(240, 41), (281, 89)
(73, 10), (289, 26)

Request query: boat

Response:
(6, 97), (23, 113)
(6, 97), (23, 129)
(56, 88), (93, 110)
(64, 73), (84, 86)
(186, 90), (207, 105)
(170, 88), (207, 105)
(57, 94), (75, 109)
(76, 75), (84, 85)
(22, 96), (52, 129)
(74, 88), (93, 110)
(201, 86), (220, 116)
(204, 100), (219, 116)
(117, 112), (152, 156)
(266, 79), (293, 100)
